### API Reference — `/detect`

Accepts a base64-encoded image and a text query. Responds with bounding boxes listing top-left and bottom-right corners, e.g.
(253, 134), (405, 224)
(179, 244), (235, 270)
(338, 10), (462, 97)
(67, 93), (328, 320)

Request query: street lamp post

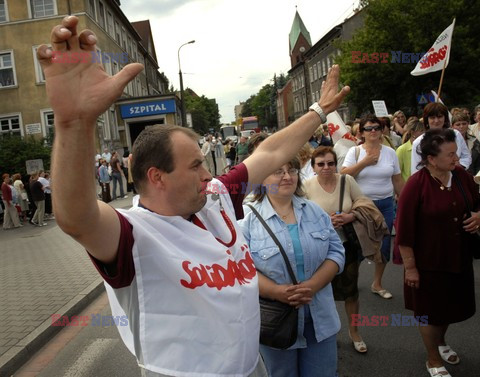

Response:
(178, 40), (195, 127)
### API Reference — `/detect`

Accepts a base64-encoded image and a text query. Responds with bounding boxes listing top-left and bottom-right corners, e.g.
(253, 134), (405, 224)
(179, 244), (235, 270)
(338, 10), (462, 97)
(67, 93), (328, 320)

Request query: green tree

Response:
(0, 135), (51, 175)
(337, 0), (480, 116)
(184, 91), (220, 135)
(241, 73), (289, 130)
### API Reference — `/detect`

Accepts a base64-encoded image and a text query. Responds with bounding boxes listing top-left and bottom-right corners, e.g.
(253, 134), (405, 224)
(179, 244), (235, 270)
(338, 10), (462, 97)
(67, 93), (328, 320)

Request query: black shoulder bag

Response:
(246, 204), (298, 349)
(339, 175), (363, 256)
(452, 172), (480, 259)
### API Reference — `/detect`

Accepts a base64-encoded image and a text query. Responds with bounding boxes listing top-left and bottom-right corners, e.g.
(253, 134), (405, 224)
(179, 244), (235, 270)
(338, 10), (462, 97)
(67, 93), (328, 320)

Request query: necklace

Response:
(429, 171), (452, 191)
(276, 207), (293, 221)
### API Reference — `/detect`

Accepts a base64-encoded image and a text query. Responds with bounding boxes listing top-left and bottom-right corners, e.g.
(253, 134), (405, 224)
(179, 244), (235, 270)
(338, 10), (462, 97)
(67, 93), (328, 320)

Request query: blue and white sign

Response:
(120, 99), (176, 119)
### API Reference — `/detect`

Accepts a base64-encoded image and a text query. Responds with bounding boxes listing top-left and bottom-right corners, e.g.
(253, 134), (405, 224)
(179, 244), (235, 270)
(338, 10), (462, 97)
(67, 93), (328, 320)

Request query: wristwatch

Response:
(309, 103), (327, 124)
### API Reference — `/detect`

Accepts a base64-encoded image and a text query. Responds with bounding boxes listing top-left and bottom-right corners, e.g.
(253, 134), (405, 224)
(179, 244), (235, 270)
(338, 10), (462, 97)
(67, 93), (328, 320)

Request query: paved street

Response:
(2, 194), (480, 376)
(0, 195), (133, 376)
(9, 243), (480, 376)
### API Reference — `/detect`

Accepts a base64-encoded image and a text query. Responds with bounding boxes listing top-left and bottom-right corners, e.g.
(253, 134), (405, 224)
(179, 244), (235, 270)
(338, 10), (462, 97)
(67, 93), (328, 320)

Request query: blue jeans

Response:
(260, 308), (338, 377)
(372, 196), (394, 262)
(111, 171), (125, 199)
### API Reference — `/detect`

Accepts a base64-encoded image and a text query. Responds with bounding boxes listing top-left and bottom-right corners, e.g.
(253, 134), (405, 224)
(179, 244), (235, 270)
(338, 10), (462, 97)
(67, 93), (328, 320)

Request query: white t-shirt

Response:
(300, 161), (316, 181)
(343, 145), (400, 200)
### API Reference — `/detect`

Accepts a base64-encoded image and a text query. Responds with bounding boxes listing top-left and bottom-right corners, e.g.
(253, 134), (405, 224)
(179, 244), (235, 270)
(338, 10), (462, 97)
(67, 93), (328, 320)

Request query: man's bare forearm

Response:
(52, 121), (100, 235)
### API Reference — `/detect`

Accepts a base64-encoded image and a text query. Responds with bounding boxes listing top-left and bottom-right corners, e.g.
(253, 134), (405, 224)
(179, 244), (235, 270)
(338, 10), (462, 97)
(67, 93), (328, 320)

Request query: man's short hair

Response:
(131, 124), (200, 194)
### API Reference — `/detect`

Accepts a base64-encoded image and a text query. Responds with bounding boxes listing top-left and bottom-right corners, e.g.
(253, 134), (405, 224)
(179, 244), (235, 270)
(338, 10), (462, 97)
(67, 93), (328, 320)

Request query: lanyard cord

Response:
(138, 197), (237, 248)
(191, 209), (237, 248)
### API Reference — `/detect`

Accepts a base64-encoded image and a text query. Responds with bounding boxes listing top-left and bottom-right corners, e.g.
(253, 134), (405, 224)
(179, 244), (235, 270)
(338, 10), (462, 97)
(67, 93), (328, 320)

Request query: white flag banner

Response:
(326, 111), (357, 145)
(411, 19), (455, 76)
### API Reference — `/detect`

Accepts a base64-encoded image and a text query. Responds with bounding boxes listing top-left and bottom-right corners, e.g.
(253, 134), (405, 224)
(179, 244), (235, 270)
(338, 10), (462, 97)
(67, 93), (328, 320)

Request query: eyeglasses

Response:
(363, 125), (383, 132)
(273, 168), (299, 177)
(316, 161), (336, 168)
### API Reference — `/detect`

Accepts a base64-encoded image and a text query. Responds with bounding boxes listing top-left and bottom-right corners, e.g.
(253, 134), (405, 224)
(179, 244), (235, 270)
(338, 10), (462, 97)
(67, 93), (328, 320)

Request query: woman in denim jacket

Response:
(239, 156), (345, 377)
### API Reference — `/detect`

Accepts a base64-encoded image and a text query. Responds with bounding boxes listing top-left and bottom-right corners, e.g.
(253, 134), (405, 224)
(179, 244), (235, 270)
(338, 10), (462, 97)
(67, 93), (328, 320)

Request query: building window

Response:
(121, 27), (127, 50)
(32, 46), (48, 83)
(30, 0), (56, 18)
(0, 0), (8, 22)
(114, 21), (120, 44)
(107, 11), (114, 36)
(41, 110), (54, 141)
(0, 51), (16, 87)
(98, 1), (105, 29)
(0, 114), (21, 137)
(88, 0), (95, 18)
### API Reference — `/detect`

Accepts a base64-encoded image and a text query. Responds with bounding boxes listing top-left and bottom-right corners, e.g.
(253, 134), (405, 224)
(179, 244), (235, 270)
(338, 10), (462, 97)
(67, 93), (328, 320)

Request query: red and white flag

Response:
(411, 19), (455, 76)
(326, 111), (357, 145)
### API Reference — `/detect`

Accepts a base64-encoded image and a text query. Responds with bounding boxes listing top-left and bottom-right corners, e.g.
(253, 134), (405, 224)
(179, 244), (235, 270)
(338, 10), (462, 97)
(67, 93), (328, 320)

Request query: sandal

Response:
(371, 285), (393, 299)
(426, 362), (451, 377)
(438, 345), (460, 365)
(349, 331), (367, 353)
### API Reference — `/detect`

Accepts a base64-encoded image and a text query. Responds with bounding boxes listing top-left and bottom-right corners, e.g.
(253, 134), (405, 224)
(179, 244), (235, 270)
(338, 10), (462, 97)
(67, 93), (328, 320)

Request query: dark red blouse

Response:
(396, 167), (480, 273)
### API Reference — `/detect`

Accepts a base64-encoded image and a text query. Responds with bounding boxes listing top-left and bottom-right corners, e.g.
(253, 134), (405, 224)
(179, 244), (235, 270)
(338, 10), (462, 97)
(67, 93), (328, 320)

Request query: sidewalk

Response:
(0, 195), (134, 377)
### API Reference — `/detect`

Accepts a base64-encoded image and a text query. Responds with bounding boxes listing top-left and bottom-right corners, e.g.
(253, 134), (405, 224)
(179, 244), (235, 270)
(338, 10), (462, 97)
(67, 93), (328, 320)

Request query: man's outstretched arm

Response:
(243, 65), (350, 185)
(38, 16), (143, 263)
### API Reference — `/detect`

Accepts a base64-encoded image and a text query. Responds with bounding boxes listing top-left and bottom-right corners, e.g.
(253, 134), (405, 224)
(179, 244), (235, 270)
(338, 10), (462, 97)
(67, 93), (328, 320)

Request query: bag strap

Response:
(339, 174), (346, 213)
(452, 172), (472, 212)
(354, 146), (360, 162)
(246, 204), (298, 285)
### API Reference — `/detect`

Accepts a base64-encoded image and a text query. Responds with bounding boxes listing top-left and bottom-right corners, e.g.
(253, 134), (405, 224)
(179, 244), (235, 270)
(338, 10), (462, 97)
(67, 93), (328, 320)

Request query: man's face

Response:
(163, 132), (212, 218)
(3, 175), (9, 184)
(240, 137), (247, 144)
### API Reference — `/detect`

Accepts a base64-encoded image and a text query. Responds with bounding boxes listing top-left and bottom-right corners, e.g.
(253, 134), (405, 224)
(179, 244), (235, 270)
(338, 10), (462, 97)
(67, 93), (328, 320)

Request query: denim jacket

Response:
(239, 195), (345, 348)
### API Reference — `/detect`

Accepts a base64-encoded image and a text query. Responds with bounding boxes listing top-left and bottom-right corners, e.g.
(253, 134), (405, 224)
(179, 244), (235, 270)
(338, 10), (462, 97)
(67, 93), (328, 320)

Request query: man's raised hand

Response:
(319, 65), (350, 115)
(37, 16), (143, 127)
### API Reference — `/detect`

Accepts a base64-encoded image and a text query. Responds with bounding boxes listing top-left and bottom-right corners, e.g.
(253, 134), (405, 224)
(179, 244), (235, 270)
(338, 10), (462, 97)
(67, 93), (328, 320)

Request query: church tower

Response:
(288, 10), (312, 67)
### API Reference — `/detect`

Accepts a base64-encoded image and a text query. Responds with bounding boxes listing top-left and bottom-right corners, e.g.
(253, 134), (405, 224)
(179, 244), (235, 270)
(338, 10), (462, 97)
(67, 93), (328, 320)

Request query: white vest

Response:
(106, 179), (260, 377)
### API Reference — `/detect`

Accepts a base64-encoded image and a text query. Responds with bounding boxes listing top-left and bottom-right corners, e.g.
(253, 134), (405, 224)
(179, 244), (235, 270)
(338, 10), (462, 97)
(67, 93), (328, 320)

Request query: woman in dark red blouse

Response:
(396, 129), (480, 377)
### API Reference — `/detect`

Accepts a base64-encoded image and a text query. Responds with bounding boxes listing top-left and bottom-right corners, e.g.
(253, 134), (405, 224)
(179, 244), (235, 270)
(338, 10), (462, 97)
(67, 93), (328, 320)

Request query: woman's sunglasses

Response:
(363, 125), (383, 132)
(316, 161), (336, 168)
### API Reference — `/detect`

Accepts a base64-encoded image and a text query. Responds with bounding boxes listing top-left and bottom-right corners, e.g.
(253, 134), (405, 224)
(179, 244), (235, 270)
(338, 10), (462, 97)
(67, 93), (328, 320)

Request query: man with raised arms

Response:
(37, 16), (349, 377)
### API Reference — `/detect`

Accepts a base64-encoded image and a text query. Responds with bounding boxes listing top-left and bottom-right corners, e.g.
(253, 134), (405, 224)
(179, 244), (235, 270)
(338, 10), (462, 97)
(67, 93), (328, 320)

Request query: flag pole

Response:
(436, 18), (456, 102)
(436, 55), (448, 102)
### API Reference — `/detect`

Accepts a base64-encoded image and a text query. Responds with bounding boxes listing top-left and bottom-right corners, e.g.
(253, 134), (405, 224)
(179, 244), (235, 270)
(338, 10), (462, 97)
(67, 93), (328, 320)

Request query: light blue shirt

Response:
(239, 195), (345, 348)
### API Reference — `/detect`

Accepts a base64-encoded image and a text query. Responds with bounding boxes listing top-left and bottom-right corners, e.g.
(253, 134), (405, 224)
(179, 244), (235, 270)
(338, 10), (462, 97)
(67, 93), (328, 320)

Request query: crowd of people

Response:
(1, 170), (55, 230)
(94, 148), (134, 203)
(20, 15), (480, 377)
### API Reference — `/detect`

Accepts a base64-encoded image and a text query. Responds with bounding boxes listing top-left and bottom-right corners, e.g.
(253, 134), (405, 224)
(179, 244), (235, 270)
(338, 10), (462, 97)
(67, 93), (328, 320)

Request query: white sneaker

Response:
(123, 195), (128, 199)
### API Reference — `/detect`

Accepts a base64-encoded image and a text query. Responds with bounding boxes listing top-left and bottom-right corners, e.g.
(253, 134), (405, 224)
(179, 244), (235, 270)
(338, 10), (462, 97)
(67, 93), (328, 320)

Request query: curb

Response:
(0, 278), (105, 377)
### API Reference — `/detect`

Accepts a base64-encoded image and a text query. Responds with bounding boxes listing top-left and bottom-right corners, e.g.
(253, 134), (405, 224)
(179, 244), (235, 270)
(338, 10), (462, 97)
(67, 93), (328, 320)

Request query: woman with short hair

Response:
(396, 128), (479, 377)
(239, 156), (345, 377)
(304, 146), (368, 353)
(341, 114), (404, 299)
(411, 103), (471, 174)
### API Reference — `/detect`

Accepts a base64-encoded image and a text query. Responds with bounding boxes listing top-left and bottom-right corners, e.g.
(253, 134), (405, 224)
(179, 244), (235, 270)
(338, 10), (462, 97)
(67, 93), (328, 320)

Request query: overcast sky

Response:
(119, 0), (358, 123)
